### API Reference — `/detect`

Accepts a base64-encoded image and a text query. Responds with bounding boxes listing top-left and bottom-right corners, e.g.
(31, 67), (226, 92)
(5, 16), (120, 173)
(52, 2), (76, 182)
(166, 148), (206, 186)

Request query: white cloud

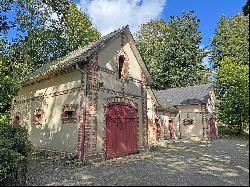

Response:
(202, 55), (210, 67)
(78, 0), (167, 36)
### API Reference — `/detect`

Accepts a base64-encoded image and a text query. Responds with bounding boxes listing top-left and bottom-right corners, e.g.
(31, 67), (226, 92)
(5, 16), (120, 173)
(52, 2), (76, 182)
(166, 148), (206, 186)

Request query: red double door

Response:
(106, 102), (138, 158)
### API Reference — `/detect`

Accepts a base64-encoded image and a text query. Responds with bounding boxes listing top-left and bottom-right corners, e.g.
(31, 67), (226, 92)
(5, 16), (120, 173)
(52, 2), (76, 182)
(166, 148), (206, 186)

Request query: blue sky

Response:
(5, 0), (247, 49)
(78, 0), (246, 48)
(161, 0), (247, 48)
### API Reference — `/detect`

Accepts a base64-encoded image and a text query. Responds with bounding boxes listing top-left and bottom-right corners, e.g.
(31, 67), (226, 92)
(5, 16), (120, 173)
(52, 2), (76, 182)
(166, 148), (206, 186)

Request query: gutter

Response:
(76, 63), (88, 162)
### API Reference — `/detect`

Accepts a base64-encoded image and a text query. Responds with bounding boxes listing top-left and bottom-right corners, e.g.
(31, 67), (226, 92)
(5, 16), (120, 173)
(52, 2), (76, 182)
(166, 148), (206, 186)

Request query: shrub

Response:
(0, 120), (32, 185)
(0, 123), (32, 157)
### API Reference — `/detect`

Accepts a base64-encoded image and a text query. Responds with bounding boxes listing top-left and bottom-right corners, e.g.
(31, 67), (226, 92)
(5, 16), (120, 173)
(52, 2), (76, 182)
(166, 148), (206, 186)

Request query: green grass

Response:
(218, 126), (249, 140)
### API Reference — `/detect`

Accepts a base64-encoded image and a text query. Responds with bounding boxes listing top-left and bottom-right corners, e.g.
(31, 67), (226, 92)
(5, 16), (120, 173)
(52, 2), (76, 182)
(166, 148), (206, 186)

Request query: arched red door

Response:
(106, 102), (138, 158)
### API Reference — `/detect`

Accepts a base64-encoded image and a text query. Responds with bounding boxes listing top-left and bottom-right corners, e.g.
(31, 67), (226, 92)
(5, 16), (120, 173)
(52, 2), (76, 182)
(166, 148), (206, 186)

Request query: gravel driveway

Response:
(27, 139), (249, 186)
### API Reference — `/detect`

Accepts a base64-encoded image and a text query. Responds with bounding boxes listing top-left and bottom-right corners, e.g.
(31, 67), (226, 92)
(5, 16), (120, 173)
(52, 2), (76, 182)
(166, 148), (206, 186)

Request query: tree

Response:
(211, 14), (249, 68)
(243, 0), (249, 16)
(136, 12), (210, 90)
(62, 3), (101, 52)
(215, 57), (249, 134)
(1, 0), (101, 68)
(212, 14), (249, 134)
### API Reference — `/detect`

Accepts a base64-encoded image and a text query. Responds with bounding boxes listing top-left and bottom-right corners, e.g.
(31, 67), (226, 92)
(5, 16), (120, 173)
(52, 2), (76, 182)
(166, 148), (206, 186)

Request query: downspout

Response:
(76, 63), (88, 162)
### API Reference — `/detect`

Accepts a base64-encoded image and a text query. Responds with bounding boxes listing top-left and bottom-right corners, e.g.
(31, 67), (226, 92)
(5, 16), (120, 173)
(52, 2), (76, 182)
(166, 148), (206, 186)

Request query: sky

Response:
(77, 0), (247, 48)
(4, 0), (247, 67)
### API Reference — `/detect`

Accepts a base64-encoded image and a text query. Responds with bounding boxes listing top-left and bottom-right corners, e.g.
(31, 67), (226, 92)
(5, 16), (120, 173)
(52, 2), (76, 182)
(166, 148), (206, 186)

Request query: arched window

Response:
(118, 55), (125, 79)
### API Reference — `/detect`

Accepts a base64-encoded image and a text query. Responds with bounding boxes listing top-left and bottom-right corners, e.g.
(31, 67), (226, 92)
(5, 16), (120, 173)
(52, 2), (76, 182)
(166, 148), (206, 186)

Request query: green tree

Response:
(1, 0), (101, 68)
(211, 14), (249, 67)
(62, 3), (101, 51)
(215, 57), (249, 134)
(136, 12), (210, 90)
(212, 14), (249, 134)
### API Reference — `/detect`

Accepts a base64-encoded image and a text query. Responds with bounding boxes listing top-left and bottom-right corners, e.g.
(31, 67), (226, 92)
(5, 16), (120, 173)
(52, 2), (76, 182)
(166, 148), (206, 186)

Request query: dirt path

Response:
(27, 139), (249, 186)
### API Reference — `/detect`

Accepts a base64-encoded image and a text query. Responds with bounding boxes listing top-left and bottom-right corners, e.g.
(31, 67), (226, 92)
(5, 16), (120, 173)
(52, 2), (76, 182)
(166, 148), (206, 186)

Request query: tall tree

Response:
(215, 57), (249, 134)
(243, 0), (249, 16)
(136, 12), (210, 90)
(212, 14), (249, 134)
(62, 3), (100, 51)
(211, 14), (249, 67)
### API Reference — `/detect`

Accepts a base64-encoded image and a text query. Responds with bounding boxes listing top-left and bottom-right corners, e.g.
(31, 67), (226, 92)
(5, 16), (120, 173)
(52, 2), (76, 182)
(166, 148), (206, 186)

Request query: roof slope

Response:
(154, 84), (213, 107)
(21, 25), (129, 85)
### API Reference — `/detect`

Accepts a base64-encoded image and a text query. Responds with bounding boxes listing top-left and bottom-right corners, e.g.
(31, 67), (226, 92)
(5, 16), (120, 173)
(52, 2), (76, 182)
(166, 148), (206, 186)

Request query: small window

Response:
(118, 55), (125, 79)
(33, 109), (44, 125)
(66, 111), (74, 120)
(11, 112), (21, 125)
(61, 104), (78, 124)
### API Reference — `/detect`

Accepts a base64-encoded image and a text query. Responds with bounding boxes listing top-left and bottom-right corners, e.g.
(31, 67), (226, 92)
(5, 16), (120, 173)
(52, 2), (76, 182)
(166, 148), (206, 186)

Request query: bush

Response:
(0, 120), (32, 185)
(0, 123), (32, 157)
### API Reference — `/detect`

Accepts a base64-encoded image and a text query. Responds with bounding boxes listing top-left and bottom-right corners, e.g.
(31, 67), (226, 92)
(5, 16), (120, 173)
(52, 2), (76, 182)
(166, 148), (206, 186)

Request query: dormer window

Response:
(118, 55), (125, 79)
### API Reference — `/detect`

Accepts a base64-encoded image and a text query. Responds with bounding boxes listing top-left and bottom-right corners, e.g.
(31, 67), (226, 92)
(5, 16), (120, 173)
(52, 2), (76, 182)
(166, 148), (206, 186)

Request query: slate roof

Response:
(21, 25), (129, 85)
(154, 84), (213, 107)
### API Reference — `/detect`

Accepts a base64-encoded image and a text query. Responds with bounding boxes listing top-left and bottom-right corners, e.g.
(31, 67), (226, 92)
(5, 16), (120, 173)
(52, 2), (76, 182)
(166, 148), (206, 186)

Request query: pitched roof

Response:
(154, 83), (213, 107)
(21, 25), (130, 85)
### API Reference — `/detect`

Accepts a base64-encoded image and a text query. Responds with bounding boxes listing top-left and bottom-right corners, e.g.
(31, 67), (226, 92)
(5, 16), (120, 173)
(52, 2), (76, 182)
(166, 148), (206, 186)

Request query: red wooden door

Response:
(106, 102), (138, 158)
(209, 117), (216, 139)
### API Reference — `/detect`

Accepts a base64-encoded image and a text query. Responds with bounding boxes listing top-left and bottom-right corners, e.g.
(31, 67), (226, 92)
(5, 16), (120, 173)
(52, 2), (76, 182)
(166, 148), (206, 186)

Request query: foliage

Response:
(0, 148), (24, 185)
(0, 120), (32, 184)
(0, 0), (101, 68)
(217, 125), (249, 140)
(0, 56), (21, 117)
(215, 57), (249, 134)
(243, 0), (249, 16)
(211, 14), (249, 68)
(62, 3), (101, 52)
(136, 12), (210, 90)
(212, 13), (249, 134)
(0, 123), (32, 157)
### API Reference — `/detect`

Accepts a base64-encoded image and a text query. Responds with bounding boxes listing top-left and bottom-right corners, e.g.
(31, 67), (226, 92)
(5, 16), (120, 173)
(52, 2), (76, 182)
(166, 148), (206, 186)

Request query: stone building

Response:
(154, 84), (218, 141)
(11, 26), (218, 161)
